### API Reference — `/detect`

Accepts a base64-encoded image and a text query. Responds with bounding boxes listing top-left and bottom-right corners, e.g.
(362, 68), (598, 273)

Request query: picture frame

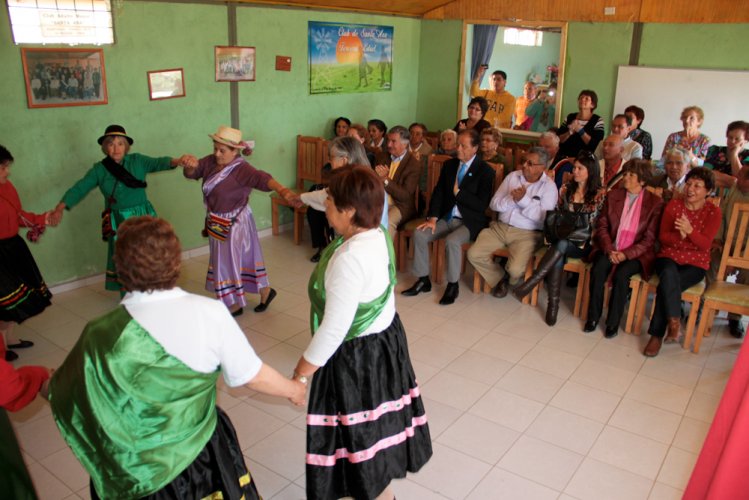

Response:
(215, 46), (256, 82)
(147, 68), (186, 100)
(20, 48), (107, 109)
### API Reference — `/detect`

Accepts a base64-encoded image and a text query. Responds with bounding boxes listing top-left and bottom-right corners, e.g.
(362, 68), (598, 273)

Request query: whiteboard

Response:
(613, 66), (749, 160)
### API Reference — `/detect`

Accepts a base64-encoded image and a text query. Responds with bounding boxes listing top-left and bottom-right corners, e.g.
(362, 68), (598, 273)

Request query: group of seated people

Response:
(309, 90), (748, 359)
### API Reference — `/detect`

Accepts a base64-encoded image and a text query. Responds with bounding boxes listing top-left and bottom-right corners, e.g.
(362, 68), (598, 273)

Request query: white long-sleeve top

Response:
(302, 227), (395, 367)
(490, 170), (559, 230)
(121, 288), (262, 387)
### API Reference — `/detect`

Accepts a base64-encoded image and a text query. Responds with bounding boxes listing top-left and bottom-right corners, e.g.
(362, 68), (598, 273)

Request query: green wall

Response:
(0, 2), (423, 286)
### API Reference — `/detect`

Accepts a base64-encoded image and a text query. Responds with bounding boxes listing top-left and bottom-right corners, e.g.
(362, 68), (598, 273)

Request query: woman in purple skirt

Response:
(184, 126), (297, 316)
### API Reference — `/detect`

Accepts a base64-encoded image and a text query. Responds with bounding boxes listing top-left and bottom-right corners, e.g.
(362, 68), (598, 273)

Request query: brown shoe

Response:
(644, 336), (663, 357)
(665, 317), (682, 344)
(492, 276), (509, 298)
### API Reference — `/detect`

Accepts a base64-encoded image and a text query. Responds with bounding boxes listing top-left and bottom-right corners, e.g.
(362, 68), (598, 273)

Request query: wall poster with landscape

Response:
(308, 21), (393, 95)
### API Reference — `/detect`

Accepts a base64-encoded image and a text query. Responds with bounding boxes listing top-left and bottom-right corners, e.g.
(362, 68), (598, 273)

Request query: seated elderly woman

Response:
(513, 151), (605, 326)
(644, 168), (721, 357)
(479, 127), (513, 169)
(293, 166), (431, 500)
(437, 129), (459, 157)
(661, 106), (711, 167)
(704, 120), (749, 190)
(625, 105), (653, 160)
(584, 160), (664, 338)
(453, 96), (491, 135)
(50, 216), (305, 499)
(652, 147), (690, 202)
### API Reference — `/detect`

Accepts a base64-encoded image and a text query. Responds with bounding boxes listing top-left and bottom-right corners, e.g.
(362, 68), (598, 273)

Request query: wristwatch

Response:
(293, 371), (309, 385)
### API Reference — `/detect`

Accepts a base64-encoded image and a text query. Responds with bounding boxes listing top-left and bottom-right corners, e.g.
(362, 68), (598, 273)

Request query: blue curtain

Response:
(470, 25), (499, 85)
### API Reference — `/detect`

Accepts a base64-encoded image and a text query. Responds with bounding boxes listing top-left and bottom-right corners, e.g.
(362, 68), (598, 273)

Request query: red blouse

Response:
(657, 198), (721, 270)
(0, 348), (49, 412)
(0, 181), (46, 240)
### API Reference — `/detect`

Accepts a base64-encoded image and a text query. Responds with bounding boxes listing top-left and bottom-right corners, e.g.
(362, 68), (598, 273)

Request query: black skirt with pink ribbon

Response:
(305, 314), (432, 500)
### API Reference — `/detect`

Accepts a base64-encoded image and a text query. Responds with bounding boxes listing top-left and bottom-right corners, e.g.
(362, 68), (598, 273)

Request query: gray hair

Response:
(539, 131), (559, 146)
(440, 129), (458, 141)
(527, 146), (549, 165)
(387, 125), (410, 144)
(663, 147), (690, 164)
(329, 136), (371, 167)
(101, 135), (131, 156)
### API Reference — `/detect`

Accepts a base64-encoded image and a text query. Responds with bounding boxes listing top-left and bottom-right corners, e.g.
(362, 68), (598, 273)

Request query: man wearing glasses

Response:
(468, 147), (558, 297)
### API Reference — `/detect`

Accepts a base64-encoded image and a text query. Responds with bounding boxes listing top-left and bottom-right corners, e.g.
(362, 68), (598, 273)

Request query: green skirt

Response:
(105, 201), (157, 292)
(0, 409), (37, 500)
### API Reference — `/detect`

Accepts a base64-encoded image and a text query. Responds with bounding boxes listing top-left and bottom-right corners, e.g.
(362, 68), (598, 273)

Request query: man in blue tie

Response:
(401, 130), (496, 305)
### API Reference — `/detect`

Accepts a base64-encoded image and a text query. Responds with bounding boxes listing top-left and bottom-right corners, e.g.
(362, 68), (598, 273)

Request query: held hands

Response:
(288, 377), (307, 407)
(510, 185), (527, 202)
(176, 155), (199, 169)
(48, 204), (65, 226)
(286, 192), (305, 209)
(374, 165), (389, 179)
(675, 214), (693, 239)
(457, 121), (467, 131)
(609, 251), (627, 264)
(417, 218), (437, 233)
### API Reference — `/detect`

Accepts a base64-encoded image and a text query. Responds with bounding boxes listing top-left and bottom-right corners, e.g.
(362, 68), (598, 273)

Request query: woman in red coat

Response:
(584, 160), (664, 338)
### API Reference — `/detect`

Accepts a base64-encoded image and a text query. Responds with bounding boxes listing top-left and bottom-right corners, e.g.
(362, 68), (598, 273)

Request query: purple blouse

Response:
(185, 155), (272, 213)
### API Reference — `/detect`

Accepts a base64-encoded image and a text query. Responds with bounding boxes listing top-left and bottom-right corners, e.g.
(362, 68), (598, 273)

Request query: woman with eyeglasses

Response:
(644, 167), (720, 357)
(453, 96), (492, 135)
(513, 151), (605, 326)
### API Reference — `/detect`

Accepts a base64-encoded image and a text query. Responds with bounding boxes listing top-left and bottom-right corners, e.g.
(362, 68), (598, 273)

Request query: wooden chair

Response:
(579, 273), (642, 332)
(690, 202), (749, 353)
(526, 247), (590, 317)
(271, 135), (326, 244)
(396, 154), (450, 272)
(631, 275), (705, 344)
(425, 132), (440, 151)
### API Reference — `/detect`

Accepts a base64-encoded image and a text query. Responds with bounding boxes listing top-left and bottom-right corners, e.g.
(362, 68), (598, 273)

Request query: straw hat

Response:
(98, 124), (133, 145)
(209, 126), (245, 149)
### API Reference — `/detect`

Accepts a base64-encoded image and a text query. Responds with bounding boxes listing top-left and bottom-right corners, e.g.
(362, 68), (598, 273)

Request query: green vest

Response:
(49, 307), (219, 499)
(308, 228), (396, 341)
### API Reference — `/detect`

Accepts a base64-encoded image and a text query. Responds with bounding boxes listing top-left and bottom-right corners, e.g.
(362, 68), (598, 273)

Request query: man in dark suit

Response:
(402, 129), (496, 305)
(374, 126), (423, 239)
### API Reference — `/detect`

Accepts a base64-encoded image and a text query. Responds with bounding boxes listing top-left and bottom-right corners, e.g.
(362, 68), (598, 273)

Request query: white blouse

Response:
(121, 288), (262, 387)
(303, 228), (396, 367)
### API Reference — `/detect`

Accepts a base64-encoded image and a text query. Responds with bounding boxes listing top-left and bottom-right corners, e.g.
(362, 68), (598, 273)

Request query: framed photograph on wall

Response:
(215, 46), (256, 82)
(20, 47), (107, 109)
(147, 68), (186, 100)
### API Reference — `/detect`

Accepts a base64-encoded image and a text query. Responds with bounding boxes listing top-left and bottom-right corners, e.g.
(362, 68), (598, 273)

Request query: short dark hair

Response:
(387, 125), (410, 143)
(491, 70), (507, 80)
(408, 122), (428, 134)
(622, 159), (653, 186)
(685, 167), (716, 193)
(614, 114), (632, 126)
(0, 145), (14, 165)
(114, 216), (181, 292)
(624, 105), (645, 126)
(726, 120), (748, 137)
(578, 90), (598, 110)
(461, 129), (481, 148)
(367, 119), (387, 134)
(327, 165), (384, 229)
(333, 116), (351, 135)
(468, 96), (489, 116)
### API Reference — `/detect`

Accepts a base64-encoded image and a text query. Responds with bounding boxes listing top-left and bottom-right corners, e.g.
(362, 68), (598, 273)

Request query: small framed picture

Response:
(21, 47), (107, 109)
(215, 46), (256, 82)
(147, 68), (185, 100)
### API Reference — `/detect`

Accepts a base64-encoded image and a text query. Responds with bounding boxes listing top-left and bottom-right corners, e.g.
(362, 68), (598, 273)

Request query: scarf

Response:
(615, 190), (644, 251)
(101, 156), (147, 189)
(202, 157), (244, 197)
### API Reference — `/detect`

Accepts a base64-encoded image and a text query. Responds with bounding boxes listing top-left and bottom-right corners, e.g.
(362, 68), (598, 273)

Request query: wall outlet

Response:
(604, 6), (616, 15)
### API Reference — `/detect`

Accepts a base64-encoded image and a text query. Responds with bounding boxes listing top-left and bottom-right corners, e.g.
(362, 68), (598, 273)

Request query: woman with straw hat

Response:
(52, 124), (195, 293)
(183, 126), (297, 315)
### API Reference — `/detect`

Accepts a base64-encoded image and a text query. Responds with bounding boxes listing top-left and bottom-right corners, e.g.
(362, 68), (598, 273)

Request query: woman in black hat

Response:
(52, 125), (195, 292)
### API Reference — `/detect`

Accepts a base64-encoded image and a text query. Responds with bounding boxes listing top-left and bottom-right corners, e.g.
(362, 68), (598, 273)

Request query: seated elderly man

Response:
(599, 134), (626, 188)
(652, 147), (690, 202)
(594, 114), (643, 162)
(374, 125), (423, 239)
(467, 146), (558, 297)
(540, 131), (570, 188)
(402, 130), (495, 305)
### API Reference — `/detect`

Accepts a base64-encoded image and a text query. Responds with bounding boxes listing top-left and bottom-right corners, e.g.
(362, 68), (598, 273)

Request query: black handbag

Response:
(543, 207), (591, 244)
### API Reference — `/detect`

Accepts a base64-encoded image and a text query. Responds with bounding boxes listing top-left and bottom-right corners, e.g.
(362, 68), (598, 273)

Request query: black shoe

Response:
(583, 319), (598, 333)
(439, 282), (459, 305)
(231, 307), (244, 317)
(604, 326), (619, 339)
(492, 276), (509, 298)
(6, 340), (34, 349)
(729, 319), (745, 339)
(5, 350), (18, 362)
(310, 250), (322, 263)
(402, 277), (432, 296)
(254, 288), (277, 313)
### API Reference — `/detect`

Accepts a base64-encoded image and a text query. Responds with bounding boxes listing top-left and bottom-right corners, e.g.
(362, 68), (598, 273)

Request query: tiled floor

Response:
(9, 231), (742, 500)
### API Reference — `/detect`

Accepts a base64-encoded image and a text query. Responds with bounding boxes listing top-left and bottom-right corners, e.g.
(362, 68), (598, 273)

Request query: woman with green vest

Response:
(292, 165), (432, 500)
(50, 216), (306, 499)
(52, 125), (195, 292)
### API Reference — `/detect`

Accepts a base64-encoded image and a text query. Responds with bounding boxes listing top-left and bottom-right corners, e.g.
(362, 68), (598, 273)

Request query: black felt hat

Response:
(98, 124), (134, 145)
